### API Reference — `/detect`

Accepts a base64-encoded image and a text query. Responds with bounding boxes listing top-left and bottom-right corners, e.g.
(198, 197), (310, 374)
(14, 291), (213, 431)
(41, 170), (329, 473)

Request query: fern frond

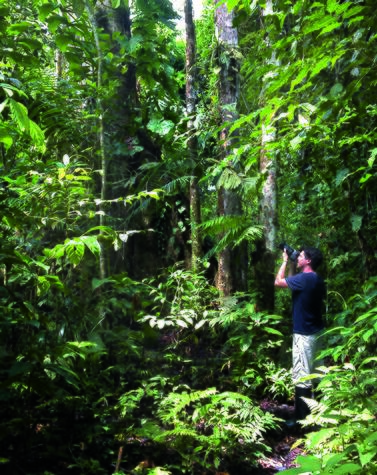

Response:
(232, 224), (264, 246)
(200, 215), (246, 234)
(201, 215), (263, 256)
(154, 427), (209, 444)
(162, 175), (192, 194)
(157, 388), (218, 423)
(217, 168), (242, 190)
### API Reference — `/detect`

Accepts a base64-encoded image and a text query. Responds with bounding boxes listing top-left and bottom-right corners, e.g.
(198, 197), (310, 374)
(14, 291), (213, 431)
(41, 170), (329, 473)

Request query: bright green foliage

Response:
(1, 0), (377, 473)
(279, 278), (377, 473)
(142, 266), (217, 330)
(152, 387), (279, 472)
(234, 0), (377, 291)
(208, 293), (289, 396)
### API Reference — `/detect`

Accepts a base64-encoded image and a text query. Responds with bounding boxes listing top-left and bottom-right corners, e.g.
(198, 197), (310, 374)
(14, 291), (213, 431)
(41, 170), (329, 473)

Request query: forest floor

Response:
(254, 399), (307, 474)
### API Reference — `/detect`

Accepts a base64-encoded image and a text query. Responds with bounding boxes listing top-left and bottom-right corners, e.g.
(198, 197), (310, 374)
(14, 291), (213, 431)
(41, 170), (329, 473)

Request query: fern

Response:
(152, 386), (279, 471)
(200, 215), (263, 257)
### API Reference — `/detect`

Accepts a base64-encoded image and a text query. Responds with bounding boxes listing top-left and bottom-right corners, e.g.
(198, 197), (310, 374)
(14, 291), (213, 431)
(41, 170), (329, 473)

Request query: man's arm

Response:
(274, 251), (289, 288)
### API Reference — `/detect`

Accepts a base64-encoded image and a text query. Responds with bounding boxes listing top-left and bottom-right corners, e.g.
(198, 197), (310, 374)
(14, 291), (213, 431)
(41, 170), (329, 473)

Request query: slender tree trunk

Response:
(85, 0), (107, 280)
(214, 0), (247, 296)
(253, 0), (278, 312)
(254, 122), (277, 311)
(55, 50), (64, 78)
(185, 0), (202, 272)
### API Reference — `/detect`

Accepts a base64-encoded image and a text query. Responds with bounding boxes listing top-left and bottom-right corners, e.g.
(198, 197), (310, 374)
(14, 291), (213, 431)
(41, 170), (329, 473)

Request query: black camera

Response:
(278, 242), (300, 261)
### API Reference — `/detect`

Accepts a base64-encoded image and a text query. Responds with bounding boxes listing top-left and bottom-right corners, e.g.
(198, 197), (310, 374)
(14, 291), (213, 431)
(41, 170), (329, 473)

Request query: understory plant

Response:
(155, 387), (280, 473)
(118, 386), (280, 474)
(207, 293), (287, 395)
(281, 277), (377, 474)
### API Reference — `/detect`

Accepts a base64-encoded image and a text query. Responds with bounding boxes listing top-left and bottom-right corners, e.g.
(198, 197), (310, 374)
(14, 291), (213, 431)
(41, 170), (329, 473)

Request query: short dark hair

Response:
(301, 246), (323, 270)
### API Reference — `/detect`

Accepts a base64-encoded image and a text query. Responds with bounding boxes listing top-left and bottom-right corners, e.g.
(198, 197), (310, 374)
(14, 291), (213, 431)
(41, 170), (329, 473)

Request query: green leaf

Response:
(72, 0), (86, 16)
(6, 21), (33, 35)
(81, 236), (101, 256)
(9, 99), (29, 132)
(0, 126), (13, 149)
(240, 334), (252, 352)
(176, 319), (188, 328)
(293, 455), (322, 472)
(264, 327), (283, 336)
(195, 320), (206, 330)
(330, 83), (344, 97)
(65, 240), (85, 266)
(367, 148), (377, 167)
(92, 277), (117, 290)
(310, 56), (330, 77)
(323, 450), (349, 468)
(46, 14), (67, 34)
(351, 214), (362, 232)
(147, 118), (174, 136)
(335, 168), (350, 186)
(362, 328), (374, 342)
(332, 463), (361, 474)
(38, 3), (57, 21)
(303, 14), (340, 36)
(44, 363), (80, 388)
(359, 357), (377, 368)
(290, 133), (305, 150)
(29, 120), (45, 151)
(359, 173), (372, 184)
(342, 6), (365, 20)
(290, 62), (309, 91)
(55, 34), (72, 52)
(357, 444), (377, 467)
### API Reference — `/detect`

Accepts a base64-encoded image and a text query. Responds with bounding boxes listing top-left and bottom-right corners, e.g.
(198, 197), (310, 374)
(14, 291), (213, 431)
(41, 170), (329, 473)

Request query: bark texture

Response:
(185, 0), (202, 272)
(254, 0), (278, 311)
(214, 0), (248, 296)
(254, 123), (277, 312)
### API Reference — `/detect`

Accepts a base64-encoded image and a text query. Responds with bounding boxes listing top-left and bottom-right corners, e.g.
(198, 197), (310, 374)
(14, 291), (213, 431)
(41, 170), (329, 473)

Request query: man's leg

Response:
(292, 333), (318, 420)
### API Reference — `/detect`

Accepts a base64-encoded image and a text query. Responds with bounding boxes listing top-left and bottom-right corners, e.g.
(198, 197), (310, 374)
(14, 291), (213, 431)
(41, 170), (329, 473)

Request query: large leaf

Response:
(9, 99), (29, 132)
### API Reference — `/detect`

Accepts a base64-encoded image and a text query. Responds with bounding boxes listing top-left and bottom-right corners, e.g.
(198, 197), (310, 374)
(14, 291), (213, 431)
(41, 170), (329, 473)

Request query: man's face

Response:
(297, 250), (310, 269)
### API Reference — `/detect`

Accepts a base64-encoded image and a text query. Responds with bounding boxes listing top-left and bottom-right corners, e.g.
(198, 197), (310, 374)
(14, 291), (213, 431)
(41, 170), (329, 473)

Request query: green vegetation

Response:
(0, 0), (377, 473)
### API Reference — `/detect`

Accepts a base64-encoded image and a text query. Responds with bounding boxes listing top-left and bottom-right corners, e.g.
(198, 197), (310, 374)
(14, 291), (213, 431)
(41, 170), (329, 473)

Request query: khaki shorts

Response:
(292, 332), (323, 388)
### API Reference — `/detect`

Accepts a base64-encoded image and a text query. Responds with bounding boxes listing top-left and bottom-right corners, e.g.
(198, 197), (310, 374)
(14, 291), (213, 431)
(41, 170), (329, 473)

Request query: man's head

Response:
(299, 246), (323, 271)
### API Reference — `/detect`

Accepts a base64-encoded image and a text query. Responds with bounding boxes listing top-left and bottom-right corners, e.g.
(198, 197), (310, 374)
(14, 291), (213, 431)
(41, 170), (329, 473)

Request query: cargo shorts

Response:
(292, 332), (323, 388)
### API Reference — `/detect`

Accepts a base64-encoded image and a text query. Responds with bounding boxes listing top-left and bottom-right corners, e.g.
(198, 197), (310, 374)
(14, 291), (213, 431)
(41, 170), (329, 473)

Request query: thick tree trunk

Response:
(185, 0), (202, 272)
(214, 1), (247, 296)
(92, 1), (165, 279)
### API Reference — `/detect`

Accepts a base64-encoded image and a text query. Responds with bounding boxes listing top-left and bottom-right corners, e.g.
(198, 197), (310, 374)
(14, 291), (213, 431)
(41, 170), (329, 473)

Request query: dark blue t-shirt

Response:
(285, 272), (326, 335)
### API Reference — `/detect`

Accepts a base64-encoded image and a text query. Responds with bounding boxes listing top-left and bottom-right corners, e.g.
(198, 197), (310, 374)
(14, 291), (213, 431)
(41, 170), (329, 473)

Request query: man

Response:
(274, 246), (326, 422)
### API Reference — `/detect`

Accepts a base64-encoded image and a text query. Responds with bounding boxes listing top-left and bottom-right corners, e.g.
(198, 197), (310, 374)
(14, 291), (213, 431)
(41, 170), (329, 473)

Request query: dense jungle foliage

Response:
(1, 0), (377, 474)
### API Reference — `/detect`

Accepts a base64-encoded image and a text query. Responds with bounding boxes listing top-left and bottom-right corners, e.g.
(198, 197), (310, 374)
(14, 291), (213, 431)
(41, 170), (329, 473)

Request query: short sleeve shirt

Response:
(285, 272), (326, 335)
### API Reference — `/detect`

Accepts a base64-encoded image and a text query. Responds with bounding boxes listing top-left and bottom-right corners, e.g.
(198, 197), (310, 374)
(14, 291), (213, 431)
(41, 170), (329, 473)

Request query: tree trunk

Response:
(254, 121), (277, 312)
(185, 0), (202, 272)
(214, 0), (247, 296)
(85, 0), (107, 280)
(253, 0), (278, 312)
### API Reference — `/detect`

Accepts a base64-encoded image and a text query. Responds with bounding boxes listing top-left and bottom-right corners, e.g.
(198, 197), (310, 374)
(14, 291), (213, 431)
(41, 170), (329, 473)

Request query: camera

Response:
(278, 242), (300, 261)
